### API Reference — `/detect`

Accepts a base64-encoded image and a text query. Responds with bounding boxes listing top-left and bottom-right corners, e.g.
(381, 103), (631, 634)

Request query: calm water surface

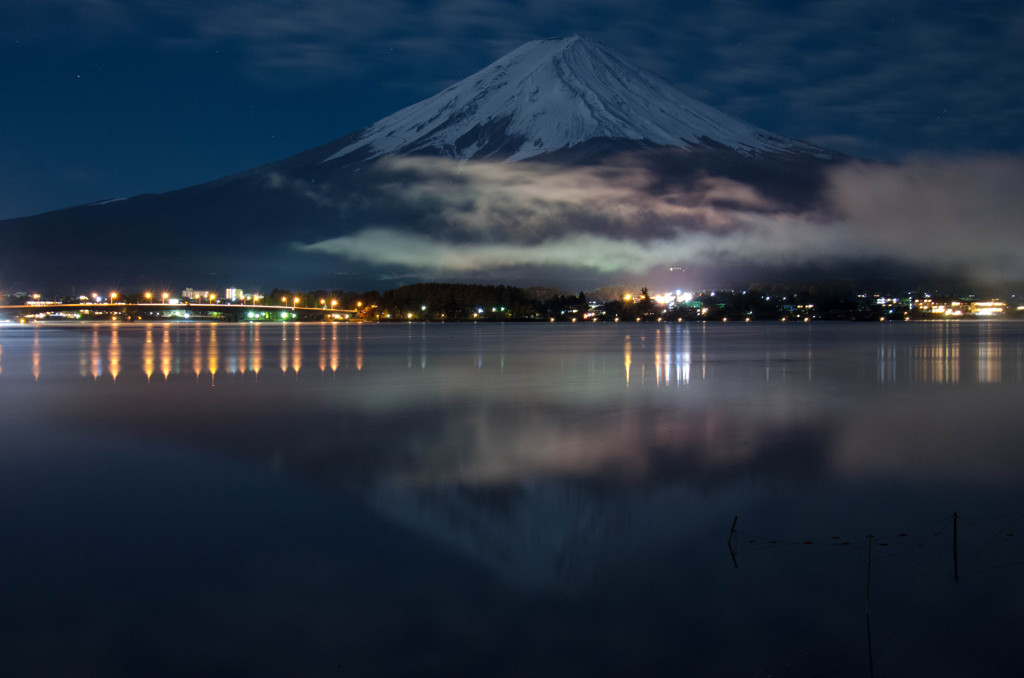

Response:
(2, 320), (1024, 676)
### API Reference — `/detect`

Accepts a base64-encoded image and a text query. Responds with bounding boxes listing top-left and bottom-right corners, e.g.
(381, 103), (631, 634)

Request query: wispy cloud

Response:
(289, 156), (868, 276)
(368, 157), (784, 239)
(296, 217), (865, 275)
(290, 154), (1024, 282)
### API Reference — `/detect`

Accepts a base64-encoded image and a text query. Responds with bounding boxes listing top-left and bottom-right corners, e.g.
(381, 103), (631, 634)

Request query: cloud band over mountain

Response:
(293, 155), (1024, 282)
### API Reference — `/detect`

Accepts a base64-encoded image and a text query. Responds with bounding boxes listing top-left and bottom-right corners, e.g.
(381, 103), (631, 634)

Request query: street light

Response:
(162, 292), (170, 303)
(144, 292), (152, 301)
(293, 296), (300, 308)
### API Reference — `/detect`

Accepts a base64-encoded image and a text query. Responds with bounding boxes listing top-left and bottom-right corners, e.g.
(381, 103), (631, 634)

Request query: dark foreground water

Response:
(2, 320), (1024, 677)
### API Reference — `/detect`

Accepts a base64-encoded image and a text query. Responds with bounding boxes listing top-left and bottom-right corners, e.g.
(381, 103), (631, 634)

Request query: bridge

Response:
(0, 301), (361, 322)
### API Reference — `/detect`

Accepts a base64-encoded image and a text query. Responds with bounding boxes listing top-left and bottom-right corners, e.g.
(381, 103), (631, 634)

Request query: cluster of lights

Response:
(651, 290), (694, 306)
(913, 298), (1006, 317)
(620, 290), (697, 307)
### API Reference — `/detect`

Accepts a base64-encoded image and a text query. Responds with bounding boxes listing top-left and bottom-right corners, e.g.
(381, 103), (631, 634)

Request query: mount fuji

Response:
(321, 35), (831, 165)
(2, 36), (848, 291)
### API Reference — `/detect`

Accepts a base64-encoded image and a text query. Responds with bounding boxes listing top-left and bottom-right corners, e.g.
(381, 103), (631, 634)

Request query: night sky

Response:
(3, 0), (1023, 222)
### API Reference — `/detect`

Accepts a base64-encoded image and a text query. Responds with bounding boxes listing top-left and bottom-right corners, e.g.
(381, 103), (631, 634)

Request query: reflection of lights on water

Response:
(356, 325), (364, 371)
(626, 328), (698, 388)
(878, 342), (898, 384)
(279, 323), (289, 374)
(250, 323), (262, 377)
(419, 323), (428, 370)
(291, 323), (302, 374)
(678, 325), (691, 385)
(657, 327), (691, 387)
(208, 324), (218, 385)
(90, 326), (101, 380)
(913, 324), (960, 385)
(235, 324), (246, 376)
(978, 324), (1001, 384)
(655, 329), (664, 385)
(330, 323), (339, 373)
(319, 324), (327, 373)
(192, 325), (202, 381)
(978, 341), (1001, 383)
(624, 335), (631, 387)
(8, 320), (1024, 391)
(109, 325), (120, 381)
(161, 326), (172, 380)
(32, 330), (41, 381)
(143, 326), (155, 381)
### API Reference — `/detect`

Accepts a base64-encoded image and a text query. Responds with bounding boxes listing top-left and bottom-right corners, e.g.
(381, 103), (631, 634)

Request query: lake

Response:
(2, 320), (1024, 676)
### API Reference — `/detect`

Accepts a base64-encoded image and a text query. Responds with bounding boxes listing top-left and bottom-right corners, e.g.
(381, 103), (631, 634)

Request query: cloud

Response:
(291, 156), (870, 275)
(827, 155), (1024, 281)
(289, 154), (1024, 282)
(296, 218), (864, 275)
(182, 0), (412, 79)
(264, 172), (347, 210)
(366, 157), (784, 239)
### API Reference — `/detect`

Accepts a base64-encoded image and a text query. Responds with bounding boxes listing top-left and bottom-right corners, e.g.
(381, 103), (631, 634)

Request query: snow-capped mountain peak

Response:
(324, 35), (828, 165)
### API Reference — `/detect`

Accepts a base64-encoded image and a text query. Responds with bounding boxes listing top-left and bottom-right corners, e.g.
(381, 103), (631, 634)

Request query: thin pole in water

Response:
(953, 512), (959, 583)
(866, 534), (875, 678)
(728, 516), (739, 569)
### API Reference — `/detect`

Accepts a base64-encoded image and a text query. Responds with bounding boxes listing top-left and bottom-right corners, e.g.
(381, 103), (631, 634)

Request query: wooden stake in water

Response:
(728, 516), (739, 569)
(866, 534), (875, 678)
(953, 512), (959, 583)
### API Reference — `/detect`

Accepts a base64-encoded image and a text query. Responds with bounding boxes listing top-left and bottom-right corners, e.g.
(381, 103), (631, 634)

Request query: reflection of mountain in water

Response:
(351, 412), (832, 592)
(362, 482), (704, 593)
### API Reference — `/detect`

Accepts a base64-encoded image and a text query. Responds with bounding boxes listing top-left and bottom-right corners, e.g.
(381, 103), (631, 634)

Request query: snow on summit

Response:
(324, 36), (828, 165)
